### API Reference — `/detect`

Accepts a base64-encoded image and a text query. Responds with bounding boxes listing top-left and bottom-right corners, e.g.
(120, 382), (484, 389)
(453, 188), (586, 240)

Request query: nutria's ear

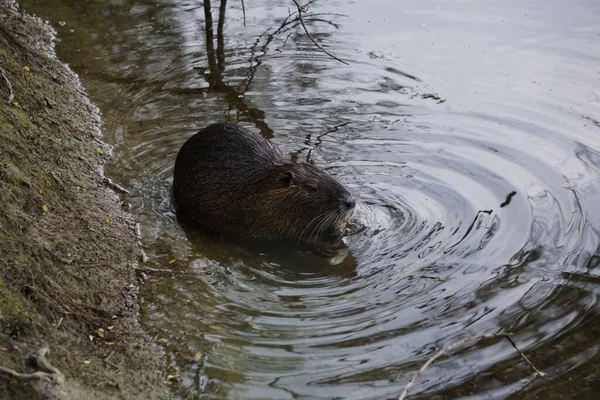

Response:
(280, 171), (295, 187)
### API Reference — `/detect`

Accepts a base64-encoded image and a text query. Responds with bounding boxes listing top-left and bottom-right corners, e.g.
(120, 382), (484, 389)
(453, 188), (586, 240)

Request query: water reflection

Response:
(21, 0), (600, 398)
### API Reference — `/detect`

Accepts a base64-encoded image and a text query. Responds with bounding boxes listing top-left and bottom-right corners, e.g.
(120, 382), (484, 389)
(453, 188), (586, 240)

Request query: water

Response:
(21, 0), (600, 398)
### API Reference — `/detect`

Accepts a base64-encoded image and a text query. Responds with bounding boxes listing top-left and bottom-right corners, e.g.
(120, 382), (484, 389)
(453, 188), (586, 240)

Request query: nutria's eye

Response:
(280, 171), (294, 187)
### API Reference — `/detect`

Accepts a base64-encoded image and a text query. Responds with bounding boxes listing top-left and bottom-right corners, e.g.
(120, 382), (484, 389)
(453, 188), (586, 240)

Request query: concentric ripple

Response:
(24, 0), (600, 398)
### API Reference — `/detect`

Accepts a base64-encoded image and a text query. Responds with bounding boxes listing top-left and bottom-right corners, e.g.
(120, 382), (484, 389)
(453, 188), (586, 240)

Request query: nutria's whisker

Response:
(311, 209), (340, 242)
(313, 209), (337, 238)
(306, 212), (329, 242)
(298, 209), (331, 242)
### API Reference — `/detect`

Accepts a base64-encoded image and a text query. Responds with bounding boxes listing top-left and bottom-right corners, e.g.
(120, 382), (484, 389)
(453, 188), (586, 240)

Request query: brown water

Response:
(21, 0), (600, 398)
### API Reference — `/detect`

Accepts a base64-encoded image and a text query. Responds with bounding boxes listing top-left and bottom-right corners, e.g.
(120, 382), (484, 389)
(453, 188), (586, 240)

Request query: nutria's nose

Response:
(344, 198), (356, 210)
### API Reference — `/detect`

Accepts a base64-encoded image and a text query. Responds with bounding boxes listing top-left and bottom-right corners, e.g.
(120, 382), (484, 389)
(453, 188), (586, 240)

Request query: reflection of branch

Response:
(242, 5), (346, 93)
(202, 0), (274, 137)
(198, 1), (347, 137)
(398, 333), (545, 400)
(240, 0), (246, 27)
(292, 0), (349, 65)
(242, 10), (301, 93)
(291, 121), (352, 161)
(217, 0), (227, 72)
(203, 0), (220, 88)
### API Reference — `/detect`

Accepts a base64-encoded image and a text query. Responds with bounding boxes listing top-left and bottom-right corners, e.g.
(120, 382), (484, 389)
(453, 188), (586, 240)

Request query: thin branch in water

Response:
(0, 67), (15, 103)
(134, 266), (181, 275)
(505, 334), (546, 377)
(240, 0), (246, 27)
(398, 333), (546, 400)
(100, 177), (130, 194)
(291, 0), (349, 65)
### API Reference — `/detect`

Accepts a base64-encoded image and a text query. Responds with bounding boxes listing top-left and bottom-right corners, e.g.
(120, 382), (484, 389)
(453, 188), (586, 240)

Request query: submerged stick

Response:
(505, 334), (546, 377)
(398, 333), (545, 400)
(291, 0), (349, 65)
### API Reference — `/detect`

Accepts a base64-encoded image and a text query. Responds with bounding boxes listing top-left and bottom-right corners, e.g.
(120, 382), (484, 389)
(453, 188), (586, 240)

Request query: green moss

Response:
(0, 120), (13, 135)
(0, 47), (19, 69)
(0, 276), (32, 339)
(11, 106), (32, 127)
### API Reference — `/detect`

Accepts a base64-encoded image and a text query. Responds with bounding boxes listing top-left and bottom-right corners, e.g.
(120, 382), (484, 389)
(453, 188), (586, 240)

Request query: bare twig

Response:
(291, 0), (349, 65)
(398, 333), (545, 400)
(94, 378), (119, 388)
(104, 349), (116, 363)
(240, 0), (246, 27)
(0, 347), (64, 385)
(0, 67), (15, 103)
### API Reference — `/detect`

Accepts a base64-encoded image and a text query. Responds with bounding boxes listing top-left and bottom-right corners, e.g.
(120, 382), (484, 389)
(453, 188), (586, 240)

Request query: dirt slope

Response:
(0, 5), (166, 399)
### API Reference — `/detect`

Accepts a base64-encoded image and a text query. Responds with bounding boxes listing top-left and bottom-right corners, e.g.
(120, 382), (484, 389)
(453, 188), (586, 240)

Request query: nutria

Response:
(173, 123), (355, 242)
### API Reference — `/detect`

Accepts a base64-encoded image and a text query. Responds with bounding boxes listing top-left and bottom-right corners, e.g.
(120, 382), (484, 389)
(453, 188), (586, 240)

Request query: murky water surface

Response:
(22, 0), (600, 398)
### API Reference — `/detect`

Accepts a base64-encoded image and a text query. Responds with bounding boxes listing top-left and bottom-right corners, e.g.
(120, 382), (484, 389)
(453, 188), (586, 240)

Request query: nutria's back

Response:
(173, 123), (355, 241)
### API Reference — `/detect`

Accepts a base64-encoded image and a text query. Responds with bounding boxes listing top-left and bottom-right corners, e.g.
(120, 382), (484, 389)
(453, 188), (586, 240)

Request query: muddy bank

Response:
(0, 4), (166, 399)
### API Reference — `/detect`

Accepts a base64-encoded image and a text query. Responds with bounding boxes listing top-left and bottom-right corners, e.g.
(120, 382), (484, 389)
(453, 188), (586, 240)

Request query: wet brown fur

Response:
(173, 123), (355, 241)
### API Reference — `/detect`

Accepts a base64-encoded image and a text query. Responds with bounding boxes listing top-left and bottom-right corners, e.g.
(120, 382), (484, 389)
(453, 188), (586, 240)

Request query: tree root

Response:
(398, 333), (546, 400)
(0, 66), (15, 103)
(0, 347), (64, 385)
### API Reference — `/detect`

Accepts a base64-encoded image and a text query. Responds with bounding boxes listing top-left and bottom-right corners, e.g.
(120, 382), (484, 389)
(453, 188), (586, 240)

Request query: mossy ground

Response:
(0, 5), (166, 399)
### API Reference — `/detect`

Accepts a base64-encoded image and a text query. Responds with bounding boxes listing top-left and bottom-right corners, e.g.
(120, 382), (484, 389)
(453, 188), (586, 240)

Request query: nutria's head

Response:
(258, 162), (356, 242)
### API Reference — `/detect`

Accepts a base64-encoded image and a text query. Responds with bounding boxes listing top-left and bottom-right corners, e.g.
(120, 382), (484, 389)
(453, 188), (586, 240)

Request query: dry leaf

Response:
(96, 147), (103, 155)
(97, 328), (105, 338)
(42, 205), (49, 213)
(23, 66), (30, 72)
(83, 360), (91, 365)
(193, 352), (202, 363)
(168, 258), (177, 264)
